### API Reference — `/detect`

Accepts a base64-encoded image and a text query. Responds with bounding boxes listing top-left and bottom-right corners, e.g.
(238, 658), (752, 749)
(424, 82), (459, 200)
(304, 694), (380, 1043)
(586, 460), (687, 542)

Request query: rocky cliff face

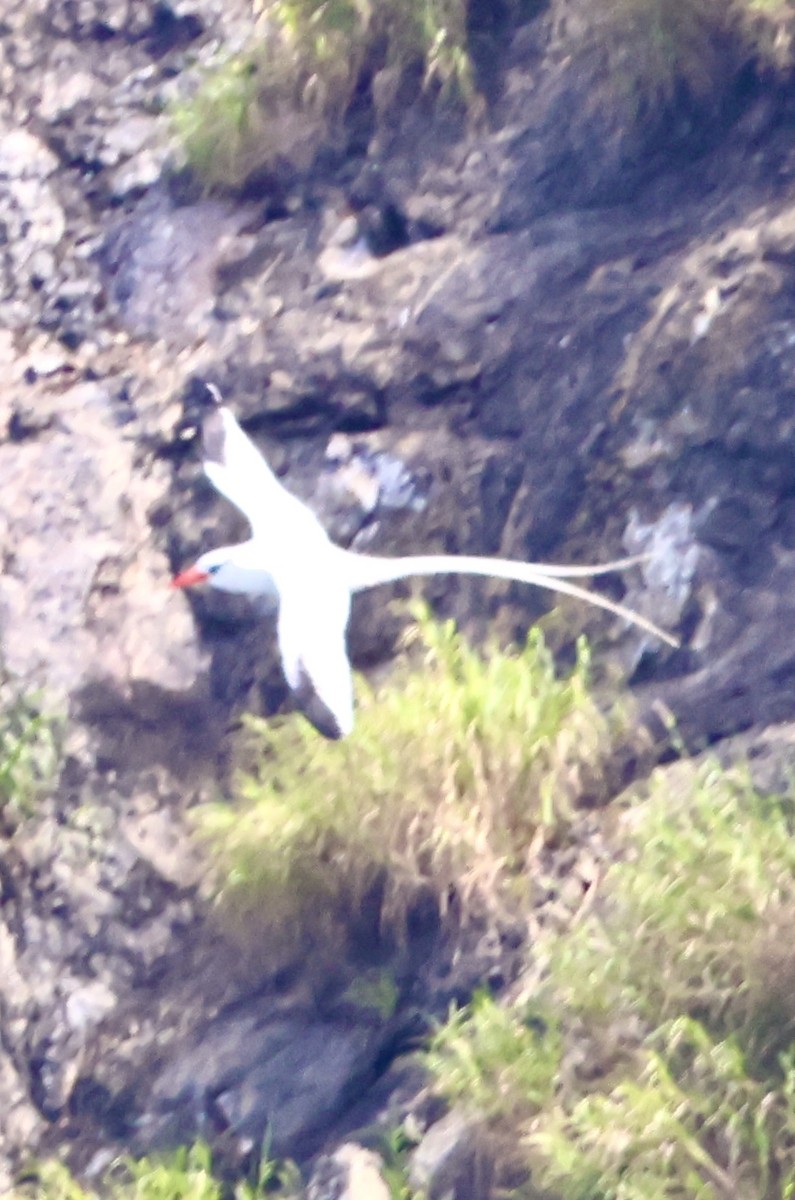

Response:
(3, 0), (795, 1191)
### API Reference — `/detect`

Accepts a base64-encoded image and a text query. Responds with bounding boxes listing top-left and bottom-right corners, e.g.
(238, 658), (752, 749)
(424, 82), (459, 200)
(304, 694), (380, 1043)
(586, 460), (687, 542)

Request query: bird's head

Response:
(171, 548), (230, 591)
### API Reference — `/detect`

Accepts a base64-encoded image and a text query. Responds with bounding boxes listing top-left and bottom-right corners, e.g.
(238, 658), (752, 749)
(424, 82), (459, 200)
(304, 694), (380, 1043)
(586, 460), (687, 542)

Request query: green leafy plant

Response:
(15, 1142), (298, 1200)
(198, 608), (620, 946)
(16, 1161), (94, 1200)
(172, 57), (265, 190)
(0, 673), (59, 815)
(116, 1142), (225, 1200)
(424, 761), (795, 1198)
(377, 1123), (422, 1200)
(339, 967), (400, 1018)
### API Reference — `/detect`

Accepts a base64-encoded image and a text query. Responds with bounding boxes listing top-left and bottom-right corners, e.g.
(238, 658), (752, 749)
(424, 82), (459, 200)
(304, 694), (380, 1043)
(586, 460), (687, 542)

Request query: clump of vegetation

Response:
(199, 608), (622, 947)
(426, 989), (560, 1126)
(270, 0), (474, 97)
(375, 1123), (424, 1200)
(174, 0), (795, 189)
(172, 57), (269, 192)
(0, 671), (59, 817)
(564, 0), (795, 137)
(425, 762), (795, 1198)
(531, 1018), (795, 1199)
(173, 0), (474, 189)
(551, 764), (795, 1062)
(15, 1141), (298, 1200)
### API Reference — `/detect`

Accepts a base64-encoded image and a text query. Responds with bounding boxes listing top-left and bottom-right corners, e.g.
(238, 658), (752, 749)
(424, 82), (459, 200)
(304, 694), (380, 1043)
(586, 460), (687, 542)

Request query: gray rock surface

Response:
(0, 376), (204, 705)
(307, 1144), (390, 1200)
(409, 1110), (494, 1200)
(135, 1009), (397, 1156)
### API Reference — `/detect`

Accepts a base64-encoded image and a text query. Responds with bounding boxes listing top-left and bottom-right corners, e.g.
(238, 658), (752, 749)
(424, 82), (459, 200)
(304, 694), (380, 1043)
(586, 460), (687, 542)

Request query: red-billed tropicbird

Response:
(172, 404), (678, 738)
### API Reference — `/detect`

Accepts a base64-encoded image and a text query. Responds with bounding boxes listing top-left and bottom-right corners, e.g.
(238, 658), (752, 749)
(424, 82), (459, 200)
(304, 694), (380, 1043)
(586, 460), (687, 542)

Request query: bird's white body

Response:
(174, 405), (677, 738)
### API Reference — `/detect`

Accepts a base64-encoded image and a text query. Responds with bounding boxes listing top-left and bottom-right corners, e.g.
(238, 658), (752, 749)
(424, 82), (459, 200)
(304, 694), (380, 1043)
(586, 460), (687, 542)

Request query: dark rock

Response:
(135, 1008), (401, 1159)
(492, 0), (753, 230)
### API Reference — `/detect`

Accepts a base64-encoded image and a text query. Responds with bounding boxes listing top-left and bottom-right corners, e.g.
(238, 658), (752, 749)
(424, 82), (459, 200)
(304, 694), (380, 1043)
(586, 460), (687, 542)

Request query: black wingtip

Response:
(302, 702), (345, 740)
(294, 666), (345, 740)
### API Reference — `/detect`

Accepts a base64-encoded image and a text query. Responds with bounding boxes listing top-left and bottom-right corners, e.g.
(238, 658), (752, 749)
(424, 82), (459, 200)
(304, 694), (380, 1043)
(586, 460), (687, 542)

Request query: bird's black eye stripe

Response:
(208, 563), (222, 575)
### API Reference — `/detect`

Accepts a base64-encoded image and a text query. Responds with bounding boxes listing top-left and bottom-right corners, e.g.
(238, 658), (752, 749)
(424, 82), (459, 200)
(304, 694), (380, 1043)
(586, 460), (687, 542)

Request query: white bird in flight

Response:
(172, 402), (678, 738)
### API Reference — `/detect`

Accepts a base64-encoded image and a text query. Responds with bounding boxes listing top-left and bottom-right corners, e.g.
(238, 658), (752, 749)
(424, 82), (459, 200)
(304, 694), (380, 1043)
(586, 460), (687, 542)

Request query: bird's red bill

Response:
(171, 566), (210, 589)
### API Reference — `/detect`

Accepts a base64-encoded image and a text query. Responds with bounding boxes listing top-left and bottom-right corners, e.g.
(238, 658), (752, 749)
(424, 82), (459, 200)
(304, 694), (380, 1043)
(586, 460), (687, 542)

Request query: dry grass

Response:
(174, 0), (473, 190)
(197, 608), (623, 950)
(171, 41), (337, 191)
(265, 0), (473, 97)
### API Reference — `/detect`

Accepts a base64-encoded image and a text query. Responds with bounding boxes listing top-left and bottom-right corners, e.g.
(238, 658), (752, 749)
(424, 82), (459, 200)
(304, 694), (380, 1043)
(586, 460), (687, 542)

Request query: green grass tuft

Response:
(425, 761), (795, 1198)
(117, 1142), (228, 1200)
(268, 0), (473, 97)
(425, 990), (561, 1127)
(173, 0), (475, 189)
(174, 0), (795, 189)
(0, 673), (59, 817)
(14, 1141), (298, 1200)
(172, 57), (265, 191)
(530, 1018), (795, 1200)
(198, 608), (621, 947)
(550, 763), (795, 1064)
(589, 0), (733, 113)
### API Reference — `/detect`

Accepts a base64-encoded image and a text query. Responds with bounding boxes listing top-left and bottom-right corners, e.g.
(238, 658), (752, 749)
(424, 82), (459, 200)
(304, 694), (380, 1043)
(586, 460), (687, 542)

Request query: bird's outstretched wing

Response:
(202, 406), (319, 541)
(277, 578), (354, 739)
